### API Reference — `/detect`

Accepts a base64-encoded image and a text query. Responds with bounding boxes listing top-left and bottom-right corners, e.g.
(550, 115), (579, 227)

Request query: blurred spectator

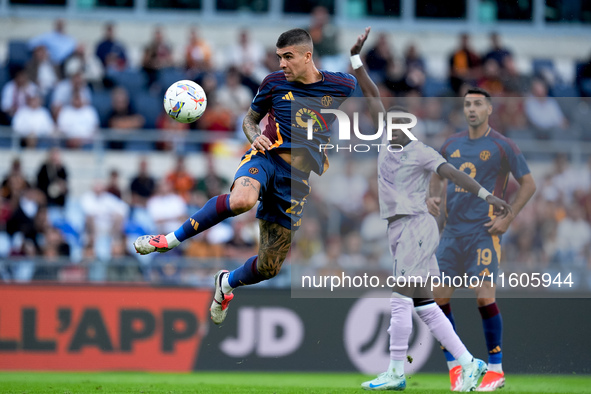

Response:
(308, 6), (341, 71)
(142, 26), (174, 88)
(226, 29), (266, 83)
(12, 93), (55, 148)
(524, 78), (568, 139)
(404, 43), (426, 73)
(95, 23), (127, 73)
(365, 32), (394, 83)
(166, 155), (194, 202)
(51, 70), (92, 118)
(57, 92), (99, 149)
(36, 147), (68, 208)
(33, 233), (65, 281)
(130, 157), (156, 207)
(107, 87), (145, 149)
(81, 181), (128, 262)
(576, 51), (591, 97)
(216, 67), (254, 118)
(106, 169), (123, 199)
(155, 111), (190, 151)
(1, 158), (31, 206)
(553, 204), (591, 266)
(62, 44), (87, 78)
(224, 210), (258, 260)
(185, 26), (212, 76)
(6, 186), (45, 245)
(448, 33), (481, 93)
(482, 33), (512, 71)
(26, 45), (60, 101)
(146, 180), (187, 235)
(0, 68), (39, 125)
(494, 96), (528, 134)
(194, 153), (230, 203)
(326, 160), (368, 235)
(477, 58), (506, 96)
(29, 18), (77, 67)
(262, 48), (281, 74)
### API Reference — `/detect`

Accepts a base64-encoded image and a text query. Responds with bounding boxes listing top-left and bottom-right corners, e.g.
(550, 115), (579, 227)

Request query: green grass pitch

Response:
(0, 371), (589, 393)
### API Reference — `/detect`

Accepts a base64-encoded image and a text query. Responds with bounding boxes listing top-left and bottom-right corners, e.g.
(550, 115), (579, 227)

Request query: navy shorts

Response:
(233, 149), (310, 230)
(436, 231), (502, 283)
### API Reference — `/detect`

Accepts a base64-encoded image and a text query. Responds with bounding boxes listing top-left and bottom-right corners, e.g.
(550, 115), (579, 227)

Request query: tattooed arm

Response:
(243, 108), (273, 151)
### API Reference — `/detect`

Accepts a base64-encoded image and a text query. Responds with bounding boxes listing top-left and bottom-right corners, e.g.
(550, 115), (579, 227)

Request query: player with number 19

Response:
(427, 88), (536, 391)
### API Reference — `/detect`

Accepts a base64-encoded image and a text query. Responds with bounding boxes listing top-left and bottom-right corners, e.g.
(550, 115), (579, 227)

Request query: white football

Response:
(163, 80), (207, 123)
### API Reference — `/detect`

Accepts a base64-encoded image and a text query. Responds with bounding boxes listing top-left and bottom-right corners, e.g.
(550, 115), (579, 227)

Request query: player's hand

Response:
(351, 27), (371, 56)
(251, 134), (272, 151)
(485, 195), (513, 218)
(484, 209), (514, 235)
(426, 196), (441, 217)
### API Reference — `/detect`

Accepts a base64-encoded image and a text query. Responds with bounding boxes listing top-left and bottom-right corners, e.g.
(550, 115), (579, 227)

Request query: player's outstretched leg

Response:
(134, 193), (236, 255)
(210, 220), (292, 324)
(415, 301), (486, 392)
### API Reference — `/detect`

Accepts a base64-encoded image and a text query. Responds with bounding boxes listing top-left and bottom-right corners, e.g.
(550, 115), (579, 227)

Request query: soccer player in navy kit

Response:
(134, 28), (357, 324)
(427, 87), (536, 391)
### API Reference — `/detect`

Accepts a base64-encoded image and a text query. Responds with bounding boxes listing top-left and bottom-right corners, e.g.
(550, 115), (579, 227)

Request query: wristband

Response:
(478, 187), (492, 201)
(350, 54), (363, 70)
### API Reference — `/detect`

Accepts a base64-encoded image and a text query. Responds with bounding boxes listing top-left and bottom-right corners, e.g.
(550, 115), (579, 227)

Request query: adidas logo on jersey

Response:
(450, 149), (461, 158)
(282, 91), (295, 100)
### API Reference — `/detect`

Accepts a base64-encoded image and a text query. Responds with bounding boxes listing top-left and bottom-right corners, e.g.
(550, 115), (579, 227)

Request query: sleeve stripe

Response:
(324, 74), (356, 89)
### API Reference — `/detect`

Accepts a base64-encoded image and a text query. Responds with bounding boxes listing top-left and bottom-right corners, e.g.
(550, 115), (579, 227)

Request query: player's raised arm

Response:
(436, 163), (512, 217)
(350, 27), (386, 129)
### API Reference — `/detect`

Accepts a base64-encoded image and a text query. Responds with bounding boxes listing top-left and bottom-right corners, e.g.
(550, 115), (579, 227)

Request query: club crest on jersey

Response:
(321, 95), (333, 107)
(400, 153), (408, 161)
(480, 150), (491, 161)
(249, 167), (259, 175)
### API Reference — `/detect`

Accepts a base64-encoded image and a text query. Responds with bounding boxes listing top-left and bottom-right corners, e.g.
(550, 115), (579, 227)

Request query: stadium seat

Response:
(134, 91), (161, 129)
(157, 67), (188, 91)
(423, 77), (449, 97)
(91, 89), (114, 128)
(532, 58), (562, 85)
(110, 70), (148, 93)
(550, 84), (578, 97)
(7, 40), (31, 73)
(0, 65), (8, 91)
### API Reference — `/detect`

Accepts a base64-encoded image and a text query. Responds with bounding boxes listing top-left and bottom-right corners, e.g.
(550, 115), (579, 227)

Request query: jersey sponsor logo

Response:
(282, 91), (295, 100)
(321, 95), (333, 107)
(248, 167), (259, 175)
(480, 150), (491, 161)
(450, 149), (461, 158)
(295, 107), (327, 132)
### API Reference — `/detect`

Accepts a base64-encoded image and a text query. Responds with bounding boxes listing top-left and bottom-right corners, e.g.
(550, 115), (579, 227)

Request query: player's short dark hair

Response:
(464, 87), (492, 103)
(276, 28), (313, 50)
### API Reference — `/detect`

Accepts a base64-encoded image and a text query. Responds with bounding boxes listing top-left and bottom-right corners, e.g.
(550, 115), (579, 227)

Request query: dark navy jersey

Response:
(250, 70), (357, 175)
(439, 127), (530, 237)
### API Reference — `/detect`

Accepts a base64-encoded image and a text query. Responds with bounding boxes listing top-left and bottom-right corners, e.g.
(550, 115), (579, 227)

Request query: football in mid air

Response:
(163, 80), (207, 123)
